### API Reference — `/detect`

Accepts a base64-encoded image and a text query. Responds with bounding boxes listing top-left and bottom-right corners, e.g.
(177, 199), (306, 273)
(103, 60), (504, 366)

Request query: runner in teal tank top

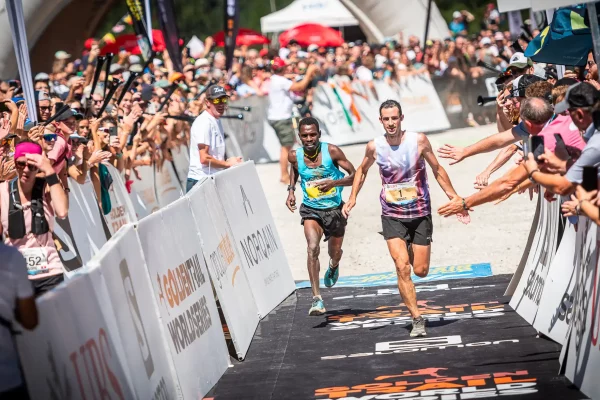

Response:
(286, 117), (356, 316)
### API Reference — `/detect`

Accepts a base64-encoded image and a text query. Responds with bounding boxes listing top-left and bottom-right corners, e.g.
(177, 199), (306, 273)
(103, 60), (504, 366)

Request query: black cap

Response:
(288, 39), (299, 46)
(554, 77), (578, 88)
(555, 82), (600, 114)
(508, 74), (545, 98)
(206, 85), (228, 100)
(55, 108), (74, 122)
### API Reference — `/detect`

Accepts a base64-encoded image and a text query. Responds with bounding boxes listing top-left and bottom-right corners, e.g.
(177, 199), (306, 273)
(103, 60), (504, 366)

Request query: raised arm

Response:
(437, 128), (520, 165)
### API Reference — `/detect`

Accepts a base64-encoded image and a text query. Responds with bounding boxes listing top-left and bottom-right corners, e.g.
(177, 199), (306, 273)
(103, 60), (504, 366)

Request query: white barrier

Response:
(187, 178), (259, 360)
(171, 145), (190, 189)
(86, 224), (179, 399)
(105, 164), (138, 235)
(130, 165), (161, 217)
(509, 189), (560, 324)
(155, 161), (183, 207)
(16, 273), (135, 400)
(213, 161), (296, 318)
(137, 196), (230, 398)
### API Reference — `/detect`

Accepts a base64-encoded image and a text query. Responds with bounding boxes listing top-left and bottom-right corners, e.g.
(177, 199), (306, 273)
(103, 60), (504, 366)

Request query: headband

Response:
(14, 142), (42, 160)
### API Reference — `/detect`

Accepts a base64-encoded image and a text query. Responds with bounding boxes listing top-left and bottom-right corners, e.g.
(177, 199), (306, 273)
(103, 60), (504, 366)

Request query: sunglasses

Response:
(39, 106), (51, 111)
(1, 138), (13, 146)
(210, 97), (228, 105)
(43, 134), (57, 142)
(15, 161), (38, 171)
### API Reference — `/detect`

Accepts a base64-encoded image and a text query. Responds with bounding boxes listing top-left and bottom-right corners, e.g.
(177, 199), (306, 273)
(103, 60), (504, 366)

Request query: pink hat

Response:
(14, 141), (42, 160)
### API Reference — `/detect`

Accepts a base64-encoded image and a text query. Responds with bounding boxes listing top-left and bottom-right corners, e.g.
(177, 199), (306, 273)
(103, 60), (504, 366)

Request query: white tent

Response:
(260, 0), (359, 33)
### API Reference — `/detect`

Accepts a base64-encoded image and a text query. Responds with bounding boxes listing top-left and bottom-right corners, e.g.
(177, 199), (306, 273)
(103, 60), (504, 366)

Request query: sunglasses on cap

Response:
(211, 97), (228, 105)
(43, 133), (57, 142)
(15, 160), (38, 171)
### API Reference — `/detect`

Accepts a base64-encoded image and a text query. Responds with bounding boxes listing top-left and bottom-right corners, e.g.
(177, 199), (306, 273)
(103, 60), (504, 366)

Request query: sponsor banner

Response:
(125, 0), (152, 61)
(509, 190), (560, 324)
(130, 164), (161, 217)
(213, 162), (296, 317)
(331, 282), (498, 300)
(156, 0), (184, 72)
(321, 335), (520, 360)
(564, 219), (600, 400)
(505, 194), (542, 296)
(86, 224), (179, 399)
(137, 196), (230, 397)
(187, 178), (259, 360)
(16, 273), (135, 400)
(313, 367), (540, 399)
(325, 299), (508, 331)
(533, 221), (577, 344)
(295, 263), (492, 289)
(105, 164), (138, 235)
(223, 0), (239, 73)
(155, 161), (183, 207)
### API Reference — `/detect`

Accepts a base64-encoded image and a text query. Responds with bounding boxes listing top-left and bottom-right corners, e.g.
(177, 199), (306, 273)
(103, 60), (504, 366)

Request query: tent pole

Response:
(588, 2), (600, 80)
(423, 0), (433, 45)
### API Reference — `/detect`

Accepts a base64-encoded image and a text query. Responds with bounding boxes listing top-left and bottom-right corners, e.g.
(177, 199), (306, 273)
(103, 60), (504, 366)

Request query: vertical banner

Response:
(5, 0), (37, 123)
(156, 0), (184, 72)
(125, 0), (152, 62)
(105, 164), (138, 235)
(224, 0), (239, 73)
(508, 10), (524, 39)
(144, 0), (153, 45)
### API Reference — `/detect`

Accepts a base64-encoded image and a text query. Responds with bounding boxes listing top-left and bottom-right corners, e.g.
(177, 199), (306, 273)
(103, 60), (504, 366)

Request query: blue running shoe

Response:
(324, 261), (340, 288)
(309, 296), (326, 316)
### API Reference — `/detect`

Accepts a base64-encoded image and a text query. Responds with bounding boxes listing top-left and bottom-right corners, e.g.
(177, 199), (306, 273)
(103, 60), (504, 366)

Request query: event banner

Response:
(17, 273), (135, 400)
(125, 0), (152, 61)
(187, 178), (259, 360)
(171, 145), (190, 188)
(130, 164), (160, 218)
(563, 219), (600, 400)
(105, 164), (138, 235)
(213, 162), (296, 317)
(137, 197), (230, 398)
(532, 222), (577, 344)
(509, 192), (560, 325)
(156, 0), (184, 72)
(87, 224), (179, 399)
(224, 0), (239, 73)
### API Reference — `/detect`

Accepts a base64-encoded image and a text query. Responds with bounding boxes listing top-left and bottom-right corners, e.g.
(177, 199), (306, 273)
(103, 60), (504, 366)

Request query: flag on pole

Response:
(5, 0), (37, 124)
(125, 0), (152, 62)
(224, 0), (240, 74)
(156, 0), (184, 73)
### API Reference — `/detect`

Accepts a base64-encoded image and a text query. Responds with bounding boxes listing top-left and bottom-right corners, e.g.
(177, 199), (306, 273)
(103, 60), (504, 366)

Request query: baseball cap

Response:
(206, 85), (228, 99)
(453, 11), (461, 19)
(55, 108), (75, 122)
(508, 52), (533, 69)
(130, 64), (143, 73)
(110, 64), (124, 74)
(494, 32), (504, 41)
(259, 48), (269, 58)
(271, 57), (287, 70)
(555, 82), (600, 114)
(480, 37), (492, 46)
(508, 74), (545, 98)
(55, 50), (71, 60)
(288, 39), (299, 46)
(154, 79), (170, 89)
(34, 72), (50, 82)
(195, 58), (210, 68)
(129, 55), (141, 64)
(307, 44), (319, 52)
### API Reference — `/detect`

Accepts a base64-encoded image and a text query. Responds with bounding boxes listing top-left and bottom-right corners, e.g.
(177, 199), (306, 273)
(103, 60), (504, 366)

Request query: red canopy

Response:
(213, 28), (270, 47)
(100, 29), (166, 55)
(279, 23), (343, 47)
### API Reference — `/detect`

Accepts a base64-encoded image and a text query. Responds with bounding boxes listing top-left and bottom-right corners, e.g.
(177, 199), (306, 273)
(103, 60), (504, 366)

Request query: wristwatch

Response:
(528, 169), (539, 183)
(287, 185), (295, 191)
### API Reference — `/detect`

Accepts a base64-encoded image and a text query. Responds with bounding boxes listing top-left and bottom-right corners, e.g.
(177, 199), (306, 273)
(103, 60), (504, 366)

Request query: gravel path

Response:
(256, 124), (536, 280)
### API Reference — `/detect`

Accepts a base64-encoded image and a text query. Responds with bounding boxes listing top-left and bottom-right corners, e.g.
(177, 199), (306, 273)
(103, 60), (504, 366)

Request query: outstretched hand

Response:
(437, 144), (465, 165)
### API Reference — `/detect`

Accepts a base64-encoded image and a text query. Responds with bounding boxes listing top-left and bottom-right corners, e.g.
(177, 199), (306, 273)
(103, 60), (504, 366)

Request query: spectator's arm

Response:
(464, 164), (528, 208)
(475, 144), (518, 188)
(289, 66), (317, 91)
(524, 153), (576, 196)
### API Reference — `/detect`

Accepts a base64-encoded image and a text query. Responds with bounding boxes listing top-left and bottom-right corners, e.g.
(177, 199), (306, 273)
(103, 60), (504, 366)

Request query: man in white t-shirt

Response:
(0, 242), (38, 398)
(268, 57), (317, 184)
(187, 85), (242, 192)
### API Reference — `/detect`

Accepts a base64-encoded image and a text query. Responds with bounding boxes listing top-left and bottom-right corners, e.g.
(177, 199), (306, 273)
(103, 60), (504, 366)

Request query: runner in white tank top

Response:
(343, 100), (470, 337)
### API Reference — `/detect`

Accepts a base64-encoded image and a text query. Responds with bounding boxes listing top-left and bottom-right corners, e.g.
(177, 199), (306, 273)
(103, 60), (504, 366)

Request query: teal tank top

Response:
(297, 142), (344, 209)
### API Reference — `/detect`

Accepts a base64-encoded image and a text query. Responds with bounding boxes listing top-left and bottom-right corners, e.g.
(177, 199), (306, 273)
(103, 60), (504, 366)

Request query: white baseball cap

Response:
(453, 11), (462, 19)
(508, 52), (533, 69)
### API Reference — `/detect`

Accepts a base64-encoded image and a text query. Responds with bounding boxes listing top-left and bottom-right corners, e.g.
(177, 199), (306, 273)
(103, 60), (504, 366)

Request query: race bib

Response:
(384, 183), (418, 205)
(306, 179), (336, 200)
(20, 248), (49, 274)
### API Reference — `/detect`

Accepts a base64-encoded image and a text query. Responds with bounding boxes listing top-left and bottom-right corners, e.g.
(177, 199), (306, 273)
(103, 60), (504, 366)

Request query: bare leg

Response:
(411, 243), (431, 278)
(280, 145), (292, 184)
(327, 235), (344, 268)
(386, 238), (420, 319)
(304, 220), (324, 298)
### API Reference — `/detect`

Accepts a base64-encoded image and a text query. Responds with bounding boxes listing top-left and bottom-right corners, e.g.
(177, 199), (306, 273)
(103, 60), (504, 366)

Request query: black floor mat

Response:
(207, 275), (586, 400)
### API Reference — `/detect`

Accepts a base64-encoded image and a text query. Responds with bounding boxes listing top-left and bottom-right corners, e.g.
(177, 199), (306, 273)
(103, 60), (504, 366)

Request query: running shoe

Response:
(324, 261), (340, 288)
(309, 296), (326, 316)
(410, 316), (427, 337)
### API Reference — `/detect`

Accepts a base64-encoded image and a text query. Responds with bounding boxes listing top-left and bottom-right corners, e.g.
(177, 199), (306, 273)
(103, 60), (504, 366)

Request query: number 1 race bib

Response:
(306, 179), (336, 200)
(384, 183), (418, 205)
(20, 248), (49, 275)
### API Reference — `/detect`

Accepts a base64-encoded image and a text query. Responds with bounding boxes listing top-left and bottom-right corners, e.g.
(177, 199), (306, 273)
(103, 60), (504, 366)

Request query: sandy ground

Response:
(256, 124), (536, 280)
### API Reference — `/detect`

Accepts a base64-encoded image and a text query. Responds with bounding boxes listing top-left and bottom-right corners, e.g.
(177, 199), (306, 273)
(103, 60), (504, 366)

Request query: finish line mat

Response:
(207, 275), (586, 400)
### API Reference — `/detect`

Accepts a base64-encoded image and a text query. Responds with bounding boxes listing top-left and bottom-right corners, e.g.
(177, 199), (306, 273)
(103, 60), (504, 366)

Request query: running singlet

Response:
(297, 142), (344, 210)
(374, 132), (431, 219)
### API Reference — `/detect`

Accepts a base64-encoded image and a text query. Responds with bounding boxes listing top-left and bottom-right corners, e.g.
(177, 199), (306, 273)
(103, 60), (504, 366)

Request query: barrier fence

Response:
(16, 159), (296, 399)
(222, 72), (495, 163)
(509, 190), (600, 400)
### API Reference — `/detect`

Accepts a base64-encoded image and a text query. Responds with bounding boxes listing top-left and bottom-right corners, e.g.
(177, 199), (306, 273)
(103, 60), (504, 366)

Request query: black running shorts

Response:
(381, 214), (433, 246)
(300, 203), (347, 242)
